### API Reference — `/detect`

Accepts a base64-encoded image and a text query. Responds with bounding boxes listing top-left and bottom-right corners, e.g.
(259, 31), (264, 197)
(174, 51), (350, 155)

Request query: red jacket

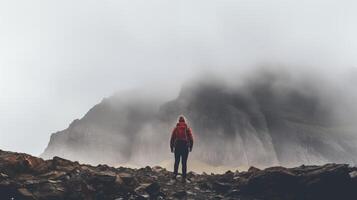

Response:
(170, 121), (194, 150)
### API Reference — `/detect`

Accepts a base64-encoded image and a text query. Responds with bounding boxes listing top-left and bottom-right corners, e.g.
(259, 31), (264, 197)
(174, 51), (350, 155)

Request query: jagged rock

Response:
(17, 187), (33, 197)
(225, 170), (233, 175)
(349, 170), (357, 178)
(134, 195), (148, 200)
(39, 170), (67, 180)
(152, 166), (164, 173)
(187, 171), (198, 177)
(118, 172), (137, 187)
(212, 181), (232, 193)
(248, 166), (260, 173)
(198, 181), (212, 190)
(1, 150), (357, 200)
(240, 166), (299, 199)
(225, 189), (240, 197)
(88, 172), (116, 185)
(172, 190), (187, 199)
(144, 182), (160, 196)
(297, 164), (353, 200)
(51, 156), (79, 171)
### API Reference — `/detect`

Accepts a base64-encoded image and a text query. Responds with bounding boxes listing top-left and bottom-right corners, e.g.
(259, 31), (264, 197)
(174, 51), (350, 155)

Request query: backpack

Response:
(175, 125), (188, 140)
(175, 124), (191, 147)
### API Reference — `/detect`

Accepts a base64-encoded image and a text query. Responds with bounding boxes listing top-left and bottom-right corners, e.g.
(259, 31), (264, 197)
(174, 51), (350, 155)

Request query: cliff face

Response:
(42, 95), (160, 165)
(2, 149), (357, 200)
(42, 72), (357, 168)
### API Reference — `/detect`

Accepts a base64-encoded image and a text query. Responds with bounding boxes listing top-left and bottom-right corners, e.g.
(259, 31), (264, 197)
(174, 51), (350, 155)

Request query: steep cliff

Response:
(42, 71), (357, 168)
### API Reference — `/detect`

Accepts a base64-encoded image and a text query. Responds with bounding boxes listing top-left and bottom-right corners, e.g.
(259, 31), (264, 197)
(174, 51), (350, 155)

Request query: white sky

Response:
(0, 0), (356, 156)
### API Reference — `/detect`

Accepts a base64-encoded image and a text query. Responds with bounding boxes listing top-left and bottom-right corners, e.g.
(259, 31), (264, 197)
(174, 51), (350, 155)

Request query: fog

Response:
(0, 0), (357, 156)
(41, 67), (357, 170)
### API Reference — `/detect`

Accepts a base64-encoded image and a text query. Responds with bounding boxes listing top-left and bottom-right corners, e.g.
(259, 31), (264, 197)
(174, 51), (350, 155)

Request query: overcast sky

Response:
(0, 0), (356, 156)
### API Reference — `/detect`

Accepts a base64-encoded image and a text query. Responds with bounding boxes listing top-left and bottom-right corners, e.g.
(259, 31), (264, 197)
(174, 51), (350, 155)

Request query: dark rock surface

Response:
(2, 149), (357, 200)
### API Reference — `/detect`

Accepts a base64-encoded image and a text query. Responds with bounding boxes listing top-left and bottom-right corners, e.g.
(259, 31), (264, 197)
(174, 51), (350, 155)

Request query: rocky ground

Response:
(1, 149), (357, 200)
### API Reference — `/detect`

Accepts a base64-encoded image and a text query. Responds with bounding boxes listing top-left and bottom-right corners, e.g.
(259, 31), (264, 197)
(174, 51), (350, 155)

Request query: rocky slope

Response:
(42, 72), (357, 168)
(2, 149), (357, 200)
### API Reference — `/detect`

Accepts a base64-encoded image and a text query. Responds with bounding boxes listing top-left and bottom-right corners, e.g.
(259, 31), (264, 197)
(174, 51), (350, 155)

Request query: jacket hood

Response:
(179, 116), (185, 122)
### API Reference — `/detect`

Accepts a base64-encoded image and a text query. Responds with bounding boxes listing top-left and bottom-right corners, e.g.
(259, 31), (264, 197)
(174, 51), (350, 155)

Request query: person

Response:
(170, 115), (194, 181)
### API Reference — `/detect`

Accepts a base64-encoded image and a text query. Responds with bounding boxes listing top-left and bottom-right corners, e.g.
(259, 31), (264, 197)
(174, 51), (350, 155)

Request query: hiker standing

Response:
(170, 116), (194, 181)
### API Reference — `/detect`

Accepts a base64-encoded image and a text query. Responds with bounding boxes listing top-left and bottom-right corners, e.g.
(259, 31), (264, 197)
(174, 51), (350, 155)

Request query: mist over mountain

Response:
(41, 68), (357, 169)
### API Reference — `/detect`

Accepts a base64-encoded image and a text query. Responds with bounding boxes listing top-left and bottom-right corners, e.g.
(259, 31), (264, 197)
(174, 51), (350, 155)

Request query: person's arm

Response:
(187, 128), (194, 151)
(170, 128), (177, 152)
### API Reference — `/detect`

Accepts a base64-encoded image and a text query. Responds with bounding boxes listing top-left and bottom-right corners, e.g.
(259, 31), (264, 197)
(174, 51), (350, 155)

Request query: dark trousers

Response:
(173, 140), (189, 178)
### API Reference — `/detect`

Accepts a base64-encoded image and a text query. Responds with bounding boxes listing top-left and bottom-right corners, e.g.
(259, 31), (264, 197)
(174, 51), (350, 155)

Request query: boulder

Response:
(247, 166), (260, 173)
(212, 181), (232, 193)
(240, 166), (299, 199)
(144, 182), (160, 196)
(172, 190), (187, 199)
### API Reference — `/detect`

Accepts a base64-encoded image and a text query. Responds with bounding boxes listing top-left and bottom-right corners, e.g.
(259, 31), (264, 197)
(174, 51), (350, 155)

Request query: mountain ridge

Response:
(42, 72), (357, 168)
